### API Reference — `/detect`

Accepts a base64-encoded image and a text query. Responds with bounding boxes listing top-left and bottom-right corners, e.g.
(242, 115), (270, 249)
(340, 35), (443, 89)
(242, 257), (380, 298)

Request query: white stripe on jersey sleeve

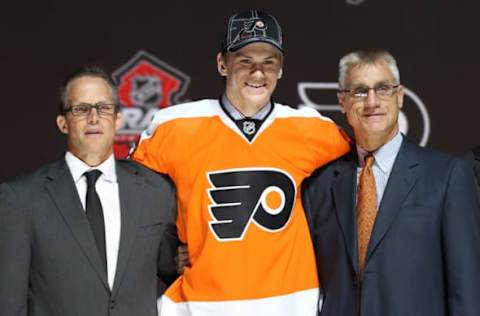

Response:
(139, 99), (220, 141)
(274, 103), (334, 123)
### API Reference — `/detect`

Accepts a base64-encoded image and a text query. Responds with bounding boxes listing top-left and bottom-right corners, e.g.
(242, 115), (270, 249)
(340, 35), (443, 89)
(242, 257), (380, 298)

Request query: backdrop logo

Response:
(297, 82), (430, 146)
(112, 50), (190, 157)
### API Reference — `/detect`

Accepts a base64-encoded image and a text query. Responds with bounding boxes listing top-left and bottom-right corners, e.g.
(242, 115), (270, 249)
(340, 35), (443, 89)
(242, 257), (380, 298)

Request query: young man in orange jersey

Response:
(133, 10), (350, 316)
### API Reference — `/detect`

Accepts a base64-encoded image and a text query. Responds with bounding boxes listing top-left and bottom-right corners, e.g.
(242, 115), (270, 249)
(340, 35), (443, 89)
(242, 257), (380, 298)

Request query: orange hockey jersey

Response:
(133, 99), (350, 315)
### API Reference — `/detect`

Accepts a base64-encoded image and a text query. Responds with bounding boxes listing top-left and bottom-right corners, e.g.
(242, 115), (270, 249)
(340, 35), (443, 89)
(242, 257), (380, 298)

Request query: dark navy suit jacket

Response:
(303, 139), (480, 316)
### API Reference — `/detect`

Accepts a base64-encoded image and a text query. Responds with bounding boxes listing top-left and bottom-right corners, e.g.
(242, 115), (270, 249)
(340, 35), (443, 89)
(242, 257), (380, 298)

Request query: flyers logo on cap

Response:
(207, 168), (296, 241)
(112, 50), (190, 157)
(238, 20), (267, 40)
(222, 10), (283, 53)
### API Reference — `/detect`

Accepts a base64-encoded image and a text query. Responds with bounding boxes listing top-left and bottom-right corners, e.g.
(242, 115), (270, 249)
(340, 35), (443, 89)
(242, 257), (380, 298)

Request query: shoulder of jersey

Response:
(147, 100), (334, 127)
(150, 99), (220, 126)
(273, 103), (333, 123)
(141, 99), (219, 139)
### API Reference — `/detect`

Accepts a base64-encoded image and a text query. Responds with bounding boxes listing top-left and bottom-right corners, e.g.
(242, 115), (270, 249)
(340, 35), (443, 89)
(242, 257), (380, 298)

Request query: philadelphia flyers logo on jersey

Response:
(207, 168), (296, 241)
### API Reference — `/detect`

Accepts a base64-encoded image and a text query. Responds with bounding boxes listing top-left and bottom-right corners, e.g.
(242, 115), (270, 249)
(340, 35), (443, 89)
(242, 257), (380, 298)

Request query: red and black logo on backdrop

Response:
(112, 50), (190, 157)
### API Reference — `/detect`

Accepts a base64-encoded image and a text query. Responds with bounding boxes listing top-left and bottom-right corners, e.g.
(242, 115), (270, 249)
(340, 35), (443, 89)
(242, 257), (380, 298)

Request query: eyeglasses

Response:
(340, 84), (400, 100)
(64, 102), (117, 116)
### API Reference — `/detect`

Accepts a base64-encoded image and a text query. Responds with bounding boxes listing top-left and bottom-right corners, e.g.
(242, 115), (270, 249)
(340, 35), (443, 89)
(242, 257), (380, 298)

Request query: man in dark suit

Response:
(0, 66), (178, 316)
(303, 50), (480, 315)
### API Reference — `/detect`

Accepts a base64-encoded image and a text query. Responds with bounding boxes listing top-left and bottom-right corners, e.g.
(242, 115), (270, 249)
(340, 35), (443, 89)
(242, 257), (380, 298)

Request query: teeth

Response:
(246, 83), (265, 88)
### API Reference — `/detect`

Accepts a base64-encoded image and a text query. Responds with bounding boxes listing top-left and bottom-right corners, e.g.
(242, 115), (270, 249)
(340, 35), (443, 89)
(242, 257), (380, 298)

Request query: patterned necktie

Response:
(84, 170), (107, 274)
(356, 154), (377, 277)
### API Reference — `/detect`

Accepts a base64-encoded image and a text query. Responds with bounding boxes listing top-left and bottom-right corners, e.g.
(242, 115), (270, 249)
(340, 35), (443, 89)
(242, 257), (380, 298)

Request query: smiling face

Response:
(217, 42), (283, 116)
(338, 59), (404, 150)
(56, 76), (122, 166)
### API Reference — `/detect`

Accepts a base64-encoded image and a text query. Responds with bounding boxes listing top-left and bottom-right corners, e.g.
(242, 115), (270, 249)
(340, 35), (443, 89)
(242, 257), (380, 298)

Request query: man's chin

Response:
(359, 125), (398, 141)
(81, 141), (112, 153)
(242, 93), (271, 108)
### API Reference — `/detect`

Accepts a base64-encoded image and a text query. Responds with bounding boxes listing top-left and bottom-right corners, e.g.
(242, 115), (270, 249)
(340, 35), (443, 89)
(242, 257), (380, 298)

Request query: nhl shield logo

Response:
(243, 121), (256, 135)
(112, 50), (190, 157)
(130, 75), (163, 108)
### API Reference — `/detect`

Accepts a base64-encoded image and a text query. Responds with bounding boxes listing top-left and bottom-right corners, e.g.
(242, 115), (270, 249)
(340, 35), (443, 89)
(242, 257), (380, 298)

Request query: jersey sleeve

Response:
(300, 107), (351, 169)
(132, 109), (173, 176)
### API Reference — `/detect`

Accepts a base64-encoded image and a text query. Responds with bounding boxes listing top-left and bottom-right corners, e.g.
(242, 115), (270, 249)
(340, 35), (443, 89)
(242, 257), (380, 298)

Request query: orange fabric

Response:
(133, 100), (350, 302)
(356, 154), (377, 276)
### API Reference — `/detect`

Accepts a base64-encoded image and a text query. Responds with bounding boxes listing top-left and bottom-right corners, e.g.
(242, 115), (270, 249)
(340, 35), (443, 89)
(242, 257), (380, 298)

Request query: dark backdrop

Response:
(2, 0), (479, 181)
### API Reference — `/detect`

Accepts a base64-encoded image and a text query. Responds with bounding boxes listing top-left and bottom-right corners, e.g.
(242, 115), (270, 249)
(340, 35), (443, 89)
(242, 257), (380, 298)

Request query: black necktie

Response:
(84, 170), (107, 274)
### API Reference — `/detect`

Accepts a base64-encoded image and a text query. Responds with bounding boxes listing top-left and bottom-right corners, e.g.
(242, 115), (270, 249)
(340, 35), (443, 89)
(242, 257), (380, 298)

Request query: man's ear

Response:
(277, 68), (283, 79)
(114, 111), (123, 131)
(396, 85), (405, 109)
(337, 92), (346, 114)
(56, 115), (68, 134)
(217, 53), (228, 76)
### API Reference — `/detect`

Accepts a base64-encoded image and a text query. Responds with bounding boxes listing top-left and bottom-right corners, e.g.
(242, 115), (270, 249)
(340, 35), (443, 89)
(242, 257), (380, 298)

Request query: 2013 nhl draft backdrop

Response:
(1, 0), (479, 181)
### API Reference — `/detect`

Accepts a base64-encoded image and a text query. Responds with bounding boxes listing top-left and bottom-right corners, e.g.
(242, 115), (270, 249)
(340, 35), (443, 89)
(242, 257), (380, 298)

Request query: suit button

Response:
(110, 300), (116, 309)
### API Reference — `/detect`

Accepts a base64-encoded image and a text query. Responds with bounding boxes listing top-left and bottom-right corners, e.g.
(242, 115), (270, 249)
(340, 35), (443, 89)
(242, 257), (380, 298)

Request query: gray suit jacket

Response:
(0, 159), (178, 316)
(303, 139), (480, 316)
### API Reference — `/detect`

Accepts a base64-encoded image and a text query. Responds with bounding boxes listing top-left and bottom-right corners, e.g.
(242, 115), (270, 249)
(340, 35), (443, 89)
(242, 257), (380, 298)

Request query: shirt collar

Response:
(221, 94), (272, 120)
(356, 132), (403, 173)
(65, 152), (117, 183)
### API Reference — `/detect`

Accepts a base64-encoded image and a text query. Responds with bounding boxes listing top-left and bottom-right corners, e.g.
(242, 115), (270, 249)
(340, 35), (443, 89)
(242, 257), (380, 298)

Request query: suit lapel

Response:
(44, 160), (109, 290)
(366, 140), (418, 262)
(111, 162), (145, 297)
(331, 152), (359, 274)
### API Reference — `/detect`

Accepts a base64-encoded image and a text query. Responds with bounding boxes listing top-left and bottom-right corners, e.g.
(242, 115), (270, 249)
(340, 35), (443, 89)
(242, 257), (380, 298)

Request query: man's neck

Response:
(70, 151), (113, 167)
(224, 94), (268, 117)
(222, 94), (272, 121)
(231, 102), (265, 117)
(356, 127), (399, 152)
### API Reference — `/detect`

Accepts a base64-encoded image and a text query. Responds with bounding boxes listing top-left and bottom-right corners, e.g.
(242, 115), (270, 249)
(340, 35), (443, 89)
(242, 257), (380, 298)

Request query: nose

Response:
(365, 89), (380, 108)
(87, 107), (100, 124)
(250, 63), (265, 77)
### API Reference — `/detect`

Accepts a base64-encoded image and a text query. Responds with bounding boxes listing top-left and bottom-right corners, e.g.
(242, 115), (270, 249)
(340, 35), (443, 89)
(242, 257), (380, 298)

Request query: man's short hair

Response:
(338, 50), (400, 89)
(59, 65), (119, 114)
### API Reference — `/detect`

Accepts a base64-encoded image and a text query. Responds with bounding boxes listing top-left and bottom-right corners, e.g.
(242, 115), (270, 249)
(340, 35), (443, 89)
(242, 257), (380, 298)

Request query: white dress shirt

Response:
(356, 132), (403, 208)
(65, 152), (121, 289)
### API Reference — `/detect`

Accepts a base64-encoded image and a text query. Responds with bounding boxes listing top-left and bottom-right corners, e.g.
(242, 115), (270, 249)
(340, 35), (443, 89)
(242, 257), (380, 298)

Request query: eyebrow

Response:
(349, 80), (395, 88)
(69, 100), (114, 106)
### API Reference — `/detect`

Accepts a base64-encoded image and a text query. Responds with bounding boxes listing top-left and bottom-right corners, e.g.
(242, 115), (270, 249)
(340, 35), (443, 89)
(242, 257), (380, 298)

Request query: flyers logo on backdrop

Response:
(112, 50), (190, 157)
(207, 168), (296, 241)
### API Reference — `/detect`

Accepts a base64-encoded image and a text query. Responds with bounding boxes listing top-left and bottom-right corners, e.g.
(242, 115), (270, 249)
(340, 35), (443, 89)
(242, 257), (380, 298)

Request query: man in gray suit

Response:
(303, 50), (480, 315)
(0, 66), (178, 316)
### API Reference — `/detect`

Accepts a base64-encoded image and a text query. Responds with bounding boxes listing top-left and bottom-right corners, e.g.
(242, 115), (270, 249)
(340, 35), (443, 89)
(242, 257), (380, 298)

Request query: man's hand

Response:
(175, 243), (190, 274)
